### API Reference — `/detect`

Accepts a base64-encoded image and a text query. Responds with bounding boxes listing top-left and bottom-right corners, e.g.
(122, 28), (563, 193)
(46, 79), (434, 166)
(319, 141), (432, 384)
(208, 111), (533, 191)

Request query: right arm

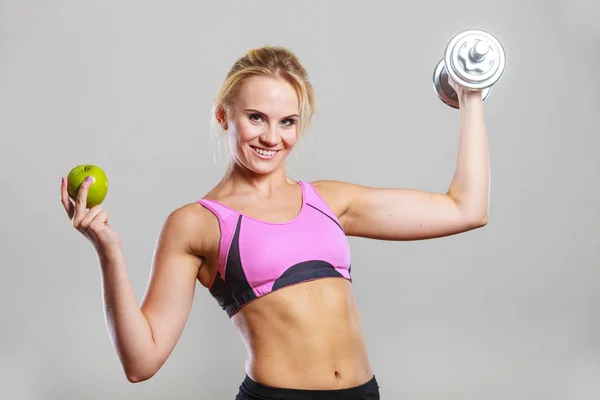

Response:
(61, 176), (208, 382)
(100, 208), (203, 382)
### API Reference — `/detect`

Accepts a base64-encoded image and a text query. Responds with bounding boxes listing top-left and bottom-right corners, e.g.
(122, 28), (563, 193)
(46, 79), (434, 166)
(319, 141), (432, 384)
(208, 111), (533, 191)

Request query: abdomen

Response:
(232, 277), (373, 390)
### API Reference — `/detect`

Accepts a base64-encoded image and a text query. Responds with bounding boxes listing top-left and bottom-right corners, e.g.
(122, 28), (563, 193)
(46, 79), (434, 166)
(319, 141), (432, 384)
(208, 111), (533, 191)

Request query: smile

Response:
(250, 146), (279, 159)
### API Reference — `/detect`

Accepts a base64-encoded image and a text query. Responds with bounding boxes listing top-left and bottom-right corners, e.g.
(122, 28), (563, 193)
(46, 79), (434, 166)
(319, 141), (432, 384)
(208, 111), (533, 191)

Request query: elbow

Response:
(450, 194), (489, 229)
(126, 374), (148, 384)
(121, 344), (162, 383)
(124, 364), (158, 384)
(467, 212), (488, 229)
(458, 205), (488, 229)
(126, 371), (155, 384)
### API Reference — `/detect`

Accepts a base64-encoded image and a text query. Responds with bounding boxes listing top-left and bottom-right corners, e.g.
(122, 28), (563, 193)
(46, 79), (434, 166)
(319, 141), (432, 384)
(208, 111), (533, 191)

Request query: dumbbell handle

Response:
(433, 61), (491, 109)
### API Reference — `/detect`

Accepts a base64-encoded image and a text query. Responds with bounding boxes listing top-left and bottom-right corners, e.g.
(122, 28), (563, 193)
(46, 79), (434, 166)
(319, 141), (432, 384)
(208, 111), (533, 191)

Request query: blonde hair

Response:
(210, 46), (315, 166)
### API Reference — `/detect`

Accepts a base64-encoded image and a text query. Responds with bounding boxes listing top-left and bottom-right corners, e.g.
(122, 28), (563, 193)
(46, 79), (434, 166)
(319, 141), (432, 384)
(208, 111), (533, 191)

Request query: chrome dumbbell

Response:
(433, 29), (506, 108)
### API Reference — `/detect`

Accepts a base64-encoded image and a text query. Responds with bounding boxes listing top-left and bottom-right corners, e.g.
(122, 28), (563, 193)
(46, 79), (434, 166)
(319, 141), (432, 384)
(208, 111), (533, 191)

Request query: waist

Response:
(247, 348), (373, 390)
(239, 374), (380, 399)
(232, 278), (373, 389)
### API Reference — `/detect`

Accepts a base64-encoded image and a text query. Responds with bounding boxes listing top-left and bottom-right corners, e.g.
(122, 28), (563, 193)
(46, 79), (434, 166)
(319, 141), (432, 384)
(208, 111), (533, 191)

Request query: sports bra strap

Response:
(299, 181), (343, 229)
(197, 199), (240, 276)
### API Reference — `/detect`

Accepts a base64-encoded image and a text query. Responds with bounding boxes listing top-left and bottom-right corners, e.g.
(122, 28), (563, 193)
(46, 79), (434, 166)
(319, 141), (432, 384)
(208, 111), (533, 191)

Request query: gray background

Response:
(1, 0), (598, 399)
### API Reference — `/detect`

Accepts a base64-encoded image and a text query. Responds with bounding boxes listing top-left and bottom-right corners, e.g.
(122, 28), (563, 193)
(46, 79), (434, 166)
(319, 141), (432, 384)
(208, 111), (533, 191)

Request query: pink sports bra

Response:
(197, 180), (352, 318)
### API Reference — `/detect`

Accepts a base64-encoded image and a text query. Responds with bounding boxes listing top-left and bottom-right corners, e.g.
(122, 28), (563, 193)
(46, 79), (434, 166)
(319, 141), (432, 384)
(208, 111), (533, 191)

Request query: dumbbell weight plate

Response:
(444, 29), (506, 91)
(432, 59), (491, 109)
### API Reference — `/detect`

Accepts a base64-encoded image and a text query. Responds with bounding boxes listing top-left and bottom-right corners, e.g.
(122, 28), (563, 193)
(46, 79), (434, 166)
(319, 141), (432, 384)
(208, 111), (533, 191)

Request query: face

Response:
(219, 76), (300, 176)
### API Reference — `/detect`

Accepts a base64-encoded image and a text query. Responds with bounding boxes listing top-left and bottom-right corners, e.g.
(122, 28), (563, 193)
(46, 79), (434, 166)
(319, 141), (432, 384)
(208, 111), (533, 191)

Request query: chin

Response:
(252, 167), (279, 175)
(247, 161), (285, 175)
(232, 153), (288, 176)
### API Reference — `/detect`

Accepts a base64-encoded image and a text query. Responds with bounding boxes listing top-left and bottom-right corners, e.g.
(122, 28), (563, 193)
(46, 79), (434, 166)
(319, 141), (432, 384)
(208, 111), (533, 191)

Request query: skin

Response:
(60, 74), (489, 390)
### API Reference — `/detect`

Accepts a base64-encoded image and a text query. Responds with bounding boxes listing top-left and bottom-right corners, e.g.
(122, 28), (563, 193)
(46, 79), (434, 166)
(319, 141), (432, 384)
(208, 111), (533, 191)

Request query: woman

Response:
(60, 46), (489, 399)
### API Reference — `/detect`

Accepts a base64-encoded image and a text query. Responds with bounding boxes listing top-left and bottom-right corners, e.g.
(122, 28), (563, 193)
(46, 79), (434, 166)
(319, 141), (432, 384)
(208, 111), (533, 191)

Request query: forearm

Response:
(447, 91), (490, 222)
(98, 250), (157, 381)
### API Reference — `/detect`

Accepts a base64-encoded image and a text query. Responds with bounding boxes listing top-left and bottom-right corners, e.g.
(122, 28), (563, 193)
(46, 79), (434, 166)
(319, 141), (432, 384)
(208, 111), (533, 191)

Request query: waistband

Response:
(238, 374), (380, 400)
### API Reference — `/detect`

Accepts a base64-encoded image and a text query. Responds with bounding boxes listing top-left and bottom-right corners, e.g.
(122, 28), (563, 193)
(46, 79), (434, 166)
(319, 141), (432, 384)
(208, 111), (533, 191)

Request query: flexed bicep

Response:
(313, 180), (487, 242)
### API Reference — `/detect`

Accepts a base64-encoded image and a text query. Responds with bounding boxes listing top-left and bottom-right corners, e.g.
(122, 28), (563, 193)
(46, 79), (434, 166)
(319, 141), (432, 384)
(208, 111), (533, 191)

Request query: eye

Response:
(248, 113), (263, 123)
(281, 118), (296, 127)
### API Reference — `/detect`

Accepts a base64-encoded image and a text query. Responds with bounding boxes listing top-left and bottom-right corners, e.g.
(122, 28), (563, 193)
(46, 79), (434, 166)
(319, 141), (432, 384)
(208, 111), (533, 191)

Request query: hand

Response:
(447, 76), (482, 102)
(61, 176), (122, 256)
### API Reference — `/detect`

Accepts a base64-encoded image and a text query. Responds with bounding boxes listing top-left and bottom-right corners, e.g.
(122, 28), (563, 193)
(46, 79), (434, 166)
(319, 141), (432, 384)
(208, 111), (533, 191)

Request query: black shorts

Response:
(235, 375), (380, 400)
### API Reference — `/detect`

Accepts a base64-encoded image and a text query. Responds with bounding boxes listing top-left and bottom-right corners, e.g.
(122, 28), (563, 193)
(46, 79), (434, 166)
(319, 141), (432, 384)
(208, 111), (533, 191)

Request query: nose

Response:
(259, 124), (280, 147)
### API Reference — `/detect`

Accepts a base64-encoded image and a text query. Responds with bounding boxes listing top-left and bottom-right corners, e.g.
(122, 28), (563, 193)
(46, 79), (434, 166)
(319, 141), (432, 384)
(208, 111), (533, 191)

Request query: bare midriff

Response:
(231, 277), (373, 390)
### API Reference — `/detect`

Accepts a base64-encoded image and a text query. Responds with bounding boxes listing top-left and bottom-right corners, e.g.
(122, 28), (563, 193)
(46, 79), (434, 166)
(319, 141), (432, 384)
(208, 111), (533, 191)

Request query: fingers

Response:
(60, 177), (75, 219)
(78, 205), (103, 230)
(73, 176), (92, 224)
(89, 210), (109, 233)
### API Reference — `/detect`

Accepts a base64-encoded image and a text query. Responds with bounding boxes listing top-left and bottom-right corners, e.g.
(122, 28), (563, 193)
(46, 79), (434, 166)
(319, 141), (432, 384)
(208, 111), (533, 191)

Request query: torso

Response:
(190, 179), (373, 390)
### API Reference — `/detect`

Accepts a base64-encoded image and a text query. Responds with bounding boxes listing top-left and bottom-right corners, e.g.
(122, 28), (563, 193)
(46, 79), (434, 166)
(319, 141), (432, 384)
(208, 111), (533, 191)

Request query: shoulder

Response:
(165, 201), (216, 231)
(159, 201), (221, 256)
(310, 180), (366, 199)
(311, 180), (363, 192)
(308, 180), (366, 218)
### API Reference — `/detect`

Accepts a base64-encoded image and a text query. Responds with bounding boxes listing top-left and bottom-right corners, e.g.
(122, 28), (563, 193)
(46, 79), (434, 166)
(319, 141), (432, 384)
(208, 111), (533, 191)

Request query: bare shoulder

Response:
(310, 180), (365, 219)
(158, 201), (220, 261)
(311, 180), (365, 194)
(167, 201), (215, 229)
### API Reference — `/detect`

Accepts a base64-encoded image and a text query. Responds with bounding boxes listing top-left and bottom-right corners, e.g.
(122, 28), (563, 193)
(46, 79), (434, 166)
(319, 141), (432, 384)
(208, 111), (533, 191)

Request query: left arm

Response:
(314, 89), (490, 241)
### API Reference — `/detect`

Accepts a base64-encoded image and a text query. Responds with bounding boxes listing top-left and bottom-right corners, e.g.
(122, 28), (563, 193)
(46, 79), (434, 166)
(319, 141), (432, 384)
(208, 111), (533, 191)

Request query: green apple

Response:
(66, 164), (109, 208)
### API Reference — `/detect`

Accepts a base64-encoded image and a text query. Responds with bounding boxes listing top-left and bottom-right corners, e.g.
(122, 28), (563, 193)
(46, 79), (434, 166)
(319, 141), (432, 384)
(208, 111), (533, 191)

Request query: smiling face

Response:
(217, 76), (300, 176)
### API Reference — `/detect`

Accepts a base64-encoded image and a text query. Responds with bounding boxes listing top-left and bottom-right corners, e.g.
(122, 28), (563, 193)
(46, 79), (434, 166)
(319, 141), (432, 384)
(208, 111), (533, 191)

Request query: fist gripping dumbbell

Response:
(433, 29), (506, 108)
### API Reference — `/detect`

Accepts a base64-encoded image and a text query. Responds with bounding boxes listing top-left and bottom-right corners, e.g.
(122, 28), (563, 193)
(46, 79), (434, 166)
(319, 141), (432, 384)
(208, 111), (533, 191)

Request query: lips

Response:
(250, 145), (279, 159)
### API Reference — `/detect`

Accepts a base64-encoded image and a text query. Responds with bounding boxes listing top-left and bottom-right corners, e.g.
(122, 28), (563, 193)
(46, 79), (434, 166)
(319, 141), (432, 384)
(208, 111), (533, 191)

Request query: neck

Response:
(220, 160), (293, 197)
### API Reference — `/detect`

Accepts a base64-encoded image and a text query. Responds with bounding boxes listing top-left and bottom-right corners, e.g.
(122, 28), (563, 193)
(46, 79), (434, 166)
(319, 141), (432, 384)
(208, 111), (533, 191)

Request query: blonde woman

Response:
(61, 46), (489, 399)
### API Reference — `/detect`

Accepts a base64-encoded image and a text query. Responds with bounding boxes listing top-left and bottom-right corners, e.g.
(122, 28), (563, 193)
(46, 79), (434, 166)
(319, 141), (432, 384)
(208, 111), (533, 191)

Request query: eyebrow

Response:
(244, 109), (299, 119)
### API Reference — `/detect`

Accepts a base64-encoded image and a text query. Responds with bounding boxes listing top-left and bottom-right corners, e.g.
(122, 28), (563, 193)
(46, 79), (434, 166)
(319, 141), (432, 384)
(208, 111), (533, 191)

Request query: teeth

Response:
(253, 147), (276, 156)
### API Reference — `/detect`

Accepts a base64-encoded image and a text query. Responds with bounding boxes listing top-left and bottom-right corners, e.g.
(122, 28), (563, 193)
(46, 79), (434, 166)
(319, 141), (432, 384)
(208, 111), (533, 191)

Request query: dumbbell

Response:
(433, 29), (506, 108)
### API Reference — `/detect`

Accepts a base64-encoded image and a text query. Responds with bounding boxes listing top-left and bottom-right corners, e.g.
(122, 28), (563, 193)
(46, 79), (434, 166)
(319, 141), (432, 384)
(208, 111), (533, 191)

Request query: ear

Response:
(215, 105), (228, 130)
